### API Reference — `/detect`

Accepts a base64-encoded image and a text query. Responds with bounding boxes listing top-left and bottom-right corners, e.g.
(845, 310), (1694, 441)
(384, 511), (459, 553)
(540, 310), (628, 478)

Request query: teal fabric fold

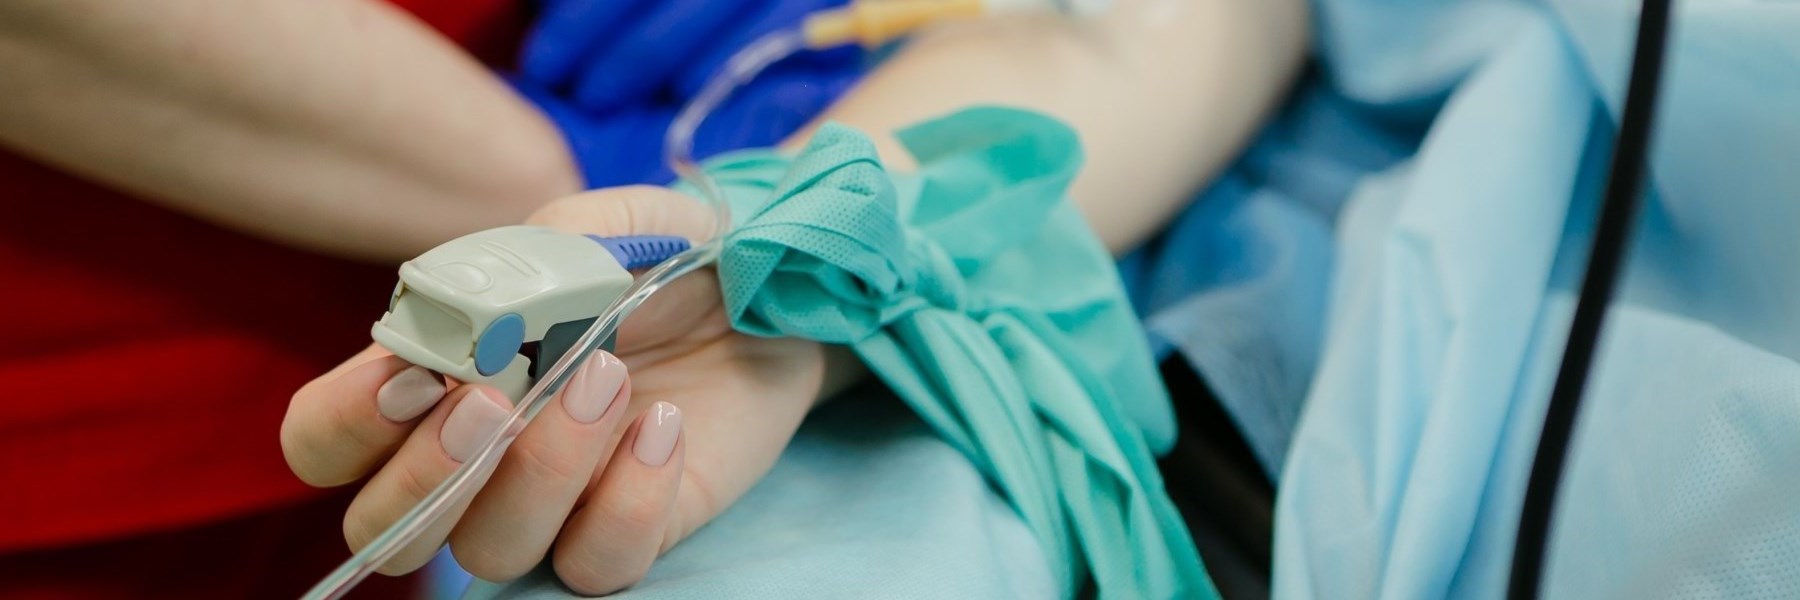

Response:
(695, 106), (1216, 599)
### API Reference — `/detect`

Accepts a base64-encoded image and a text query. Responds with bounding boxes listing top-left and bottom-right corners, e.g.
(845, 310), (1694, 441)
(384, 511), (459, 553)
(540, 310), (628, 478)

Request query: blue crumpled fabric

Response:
(1119, 0), (1800, 597)
(688, 106), (1212, 598)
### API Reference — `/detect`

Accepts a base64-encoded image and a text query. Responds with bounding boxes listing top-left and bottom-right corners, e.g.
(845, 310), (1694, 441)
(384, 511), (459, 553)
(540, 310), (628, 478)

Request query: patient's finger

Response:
(552, 402), (685, 596)
(282, 350), (447, 487)
(449, 353), (633, 582)
(344, 385), (516, 575)
(525, 185), (719, 241)
(524, 186), (728, 349)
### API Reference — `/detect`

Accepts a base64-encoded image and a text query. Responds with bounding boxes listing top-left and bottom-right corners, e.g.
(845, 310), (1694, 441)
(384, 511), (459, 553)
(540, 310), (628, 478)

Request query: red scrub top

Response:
(0, 0), (527, 593)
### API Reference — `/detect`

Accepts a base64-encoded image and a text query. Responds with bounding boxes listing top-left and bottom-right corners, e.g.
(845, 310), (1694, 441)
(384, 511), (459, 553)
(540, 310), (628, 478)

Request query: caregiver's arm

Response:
(798, 0), (1311, 254)
(0, 0), (580, 263)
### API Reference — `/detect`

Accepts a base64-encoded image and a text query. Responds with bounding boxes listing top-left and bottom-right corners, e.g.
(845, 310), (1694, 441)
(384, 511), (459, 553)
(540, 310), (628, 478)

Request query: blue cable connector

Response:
(587, 234), (692, 271)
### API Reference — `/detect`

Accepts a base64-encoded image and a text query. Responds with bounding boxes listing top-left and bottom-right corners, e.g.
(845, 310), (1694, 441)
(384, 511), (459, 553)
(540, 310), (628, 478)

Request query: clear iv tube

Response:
(300, 30), (807, 600)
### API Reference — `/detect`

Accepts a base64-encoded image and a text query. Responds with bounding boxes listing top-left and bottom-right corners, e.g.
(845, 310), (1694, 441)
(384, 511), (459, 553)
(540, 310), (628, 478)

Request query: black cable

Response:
(1506, 1), (1675, 598)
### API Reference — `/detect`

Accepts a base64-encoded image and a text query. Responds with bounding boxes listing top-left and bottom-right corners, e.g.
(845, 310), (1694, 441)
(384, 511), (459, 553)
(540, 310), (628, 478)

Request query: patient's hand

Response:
(281, 187), (830, 594)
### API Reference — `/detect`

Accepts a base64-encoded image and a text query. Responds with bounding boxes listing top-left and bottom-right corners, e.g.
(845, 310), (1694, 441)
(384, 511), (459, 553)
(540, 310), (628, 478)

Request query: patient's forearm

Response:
(796, 0), (1311, 254)
(0, 0), (581, 263)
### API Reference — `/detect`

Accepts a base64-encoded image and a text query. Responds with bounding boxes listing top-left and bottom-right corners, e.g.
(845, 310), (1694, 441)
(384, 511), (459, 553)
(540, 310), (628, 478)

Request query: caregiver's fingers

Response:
(552, 402), (686, 596)
(450, 353), (633, 582)
(344, 385), (518, 575)
(282, 351), (446, 487)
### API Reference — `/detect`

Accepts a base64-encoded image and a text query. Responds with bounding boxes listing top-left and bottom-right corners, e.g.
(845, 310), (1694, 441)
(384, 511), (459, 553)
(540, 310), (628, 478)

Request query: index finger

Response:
(281, 344), (449, 487)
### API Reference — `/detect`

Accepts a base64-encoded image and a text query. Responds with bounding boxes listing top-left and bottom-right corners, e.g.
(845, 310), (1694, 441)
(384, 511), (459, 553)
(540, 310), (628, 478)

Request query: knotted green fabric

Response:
(698, 107), (1217, 599)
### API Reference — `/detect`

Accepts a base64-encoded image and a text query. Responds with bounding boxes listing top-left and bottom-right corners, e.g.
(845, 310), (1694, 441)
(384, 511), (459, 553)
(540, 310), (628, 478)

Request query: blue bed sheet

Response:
(1129, 0), (1800, 597)
(464, 390), (1056, 599)
(1282, 0), (1800, 595)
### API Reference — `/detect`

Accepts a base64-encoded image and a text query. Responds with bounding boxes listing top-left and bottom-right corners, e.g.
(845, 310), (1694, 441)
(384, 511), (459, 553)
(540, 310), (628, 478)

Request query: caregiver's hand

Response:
(518, 0), (855, 111)
(281, 187), (831, 595)
(510, 70), (855, 188)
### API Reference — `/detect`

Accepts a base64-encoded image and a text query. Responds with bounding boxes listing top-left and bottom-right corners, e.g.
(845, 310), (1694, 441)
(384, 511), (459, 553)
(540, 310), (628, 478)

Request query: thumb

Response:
(526, 186), (719, 243)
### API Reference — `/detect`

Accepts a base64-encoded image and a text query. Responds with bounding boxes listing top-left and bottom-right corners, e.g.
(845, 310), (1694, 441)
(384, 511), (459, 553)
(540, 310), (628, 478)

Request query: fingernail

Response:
(632, 402), (682, 467)
(564, 353), (627, 424)
(376, 366), (444, 422)
(440, 389), (511, 463)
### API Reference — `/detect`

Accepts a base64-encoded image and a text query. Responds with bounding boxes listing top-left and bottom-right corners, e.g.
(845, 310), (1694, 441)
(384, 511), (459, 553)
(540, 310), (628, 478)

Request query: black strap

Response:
(1506, 1), (1675, 598)
(1157, 357), (1275, 600)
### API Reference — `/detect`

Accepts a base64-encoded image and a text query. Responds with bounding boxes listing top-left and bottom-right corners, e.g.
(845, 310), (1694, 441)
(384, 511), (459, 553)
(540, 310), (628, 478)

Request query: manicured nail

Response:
(632, 402), (682, 467)
(376, 366), (444, 422)
(440, 389), (511, 463)
(565, 353), (627, 424)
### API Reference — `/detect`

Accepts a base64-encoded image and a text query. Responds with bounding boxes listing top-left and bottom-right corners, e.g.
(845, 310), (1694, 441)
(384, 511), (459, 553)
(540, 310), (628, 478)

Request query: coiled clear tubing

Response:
(302, 30), (807, 600)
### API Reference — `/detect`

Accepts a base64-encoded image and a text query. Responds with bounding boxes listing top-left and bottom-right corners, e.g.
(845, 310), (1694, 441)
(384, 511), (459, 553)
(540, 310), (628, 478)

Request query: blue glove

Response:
(518, 0), (858, 112)
(508, 68), (857, 188)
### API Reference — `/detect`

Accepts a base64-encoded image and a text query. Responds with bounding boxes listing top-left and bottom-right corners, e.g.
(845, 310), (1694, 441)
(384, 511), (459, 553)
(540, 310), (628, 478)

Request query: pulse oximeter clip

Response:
(371, 226), (689, 399)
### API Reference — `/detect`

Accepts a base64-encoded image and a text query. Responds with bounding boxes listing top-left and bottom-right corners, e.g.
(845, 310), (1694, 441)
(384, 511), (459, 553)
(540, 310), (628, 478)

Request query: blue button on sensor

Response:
(474, 313), (526, 376)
